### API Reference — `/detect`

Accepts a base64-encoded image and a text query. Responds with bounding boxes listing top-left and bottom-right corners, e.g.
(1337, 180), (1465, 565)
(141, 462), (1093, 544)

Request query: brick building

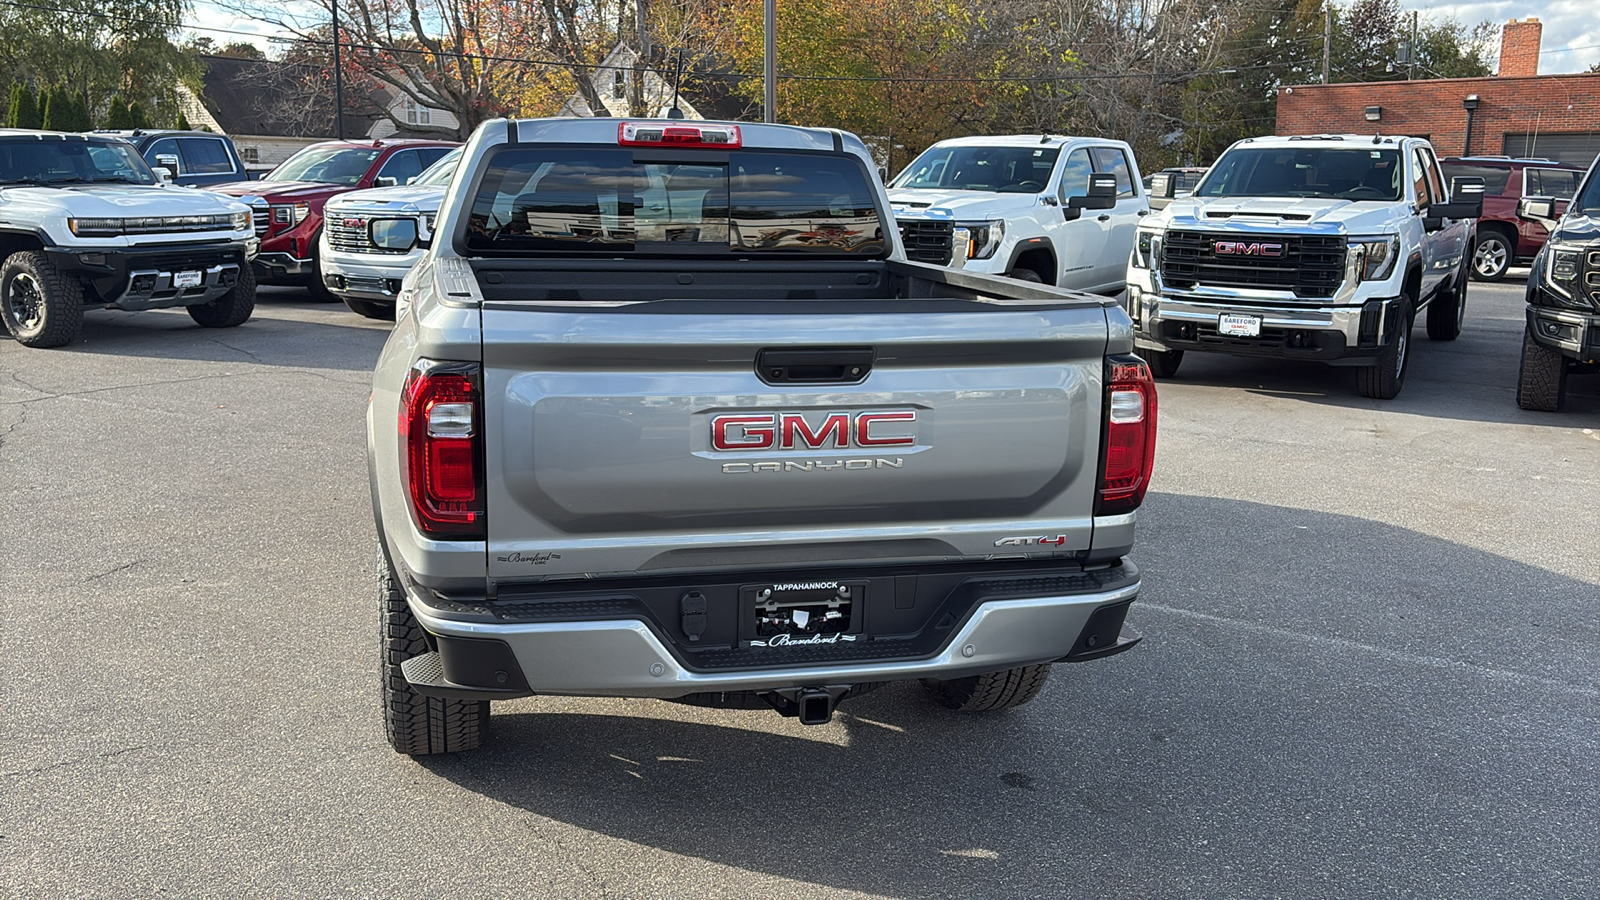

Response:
(1276, 18), (1600, 167)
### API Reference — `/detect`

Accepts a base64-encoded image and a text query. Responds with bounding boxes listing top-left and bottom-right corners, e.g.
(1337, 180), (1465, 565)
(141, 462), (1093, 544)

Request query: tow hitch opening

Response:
(763, 685), (853, 726)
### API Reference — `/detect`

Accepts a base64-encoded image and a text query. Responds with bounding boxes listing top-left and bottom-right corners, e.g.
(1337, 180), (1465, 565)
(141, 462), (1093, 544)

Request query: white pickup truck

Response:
(888, 135), (1142, 293)
(1128, 134), (1485, 399)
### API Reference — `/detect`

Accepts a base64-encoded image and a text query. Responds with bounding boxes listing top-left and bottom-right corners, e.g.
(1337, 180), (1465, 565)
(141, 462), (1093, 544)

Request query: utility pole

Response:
(763, 0), (776, 123)
(1409, 11), (1418, 81)
(1322, 7), (1331, 85)
(331, 0), (344, 140)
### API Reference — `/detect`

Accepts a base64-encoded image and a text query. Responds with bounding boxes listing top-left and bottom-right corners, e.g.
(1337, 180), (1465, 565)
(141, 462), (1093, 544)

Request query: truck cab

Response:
(887, 135), (1142, 294)
(1128, 134), (1484, 399)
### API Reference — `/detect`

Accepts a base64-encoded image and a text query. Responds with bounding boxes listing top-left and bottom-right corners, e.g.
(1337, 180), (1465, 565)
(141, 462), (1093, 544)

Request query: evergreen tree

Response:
(10, 84), (42, 129)
(128, 101), (150, 130)
(39, 89), (58, 131)
(68, 93), (93, 131)
(105, 97), (132, 130)
(177, 111), (191, 131)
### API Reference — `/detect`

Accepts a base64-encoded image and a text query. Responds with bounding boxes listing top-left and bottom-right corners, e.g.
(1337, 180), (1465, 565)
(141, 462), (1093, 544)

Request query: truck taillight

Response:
(1097, 356), (1157, 516)
(400, 361), (484, 538)
(618, 122), (741, 148)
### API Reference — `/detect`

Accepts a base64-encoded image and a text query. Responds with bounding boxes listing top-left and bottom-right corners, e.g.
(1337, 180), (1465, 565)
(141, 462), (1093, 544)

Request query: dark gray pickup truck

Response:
(367, 117), (1157, 754)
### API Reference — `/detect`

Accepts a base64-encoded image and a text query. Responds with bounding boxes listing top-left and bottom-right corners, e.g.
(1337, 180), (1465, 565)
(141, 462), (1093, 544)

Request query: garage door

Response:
(1502, 132), (1600, 168)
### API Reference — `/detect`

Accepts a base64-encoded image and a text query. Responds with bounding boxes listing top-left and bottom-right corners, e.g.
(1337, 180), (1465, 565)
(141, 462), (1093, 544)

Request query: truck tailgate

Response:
(482, 299), (1110, 581)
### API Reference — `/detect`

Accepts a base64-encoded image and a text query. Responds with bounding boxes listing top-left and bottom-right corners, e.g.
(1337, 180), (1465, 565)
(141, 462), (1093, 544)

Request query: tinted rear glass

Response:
(1524, 167), (1580, 200)
(465, 148), (885, 257)
(1439, 163), (1512, 195)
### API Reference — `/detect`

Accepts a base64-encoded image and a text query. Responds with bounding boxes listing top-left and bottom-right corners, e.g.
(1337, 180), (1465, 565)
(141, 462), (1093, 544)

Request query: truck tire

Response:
(921, 664), (1051, 711)
(379, 549), (489, 755)
(1, 251), (84, 348)
(1425, 261), (1467, 342)
(1007, 268), (1044, 283)
(1470, 230), (1511, 282)
(186, 265), (256, 328)
(342, 295), (396, 321)
(1356, 298), (1413, 400)
(1143, 348), (1183, 378)
(1516, 331), (1568, 412)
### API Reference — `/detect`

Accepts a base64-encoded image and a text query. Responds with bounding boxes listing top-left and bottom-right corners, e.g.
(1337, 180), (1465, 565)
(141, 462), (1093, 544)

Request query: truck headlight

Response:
(1132, 231), (1160, 269)
(272, 203), (311, 225)
(958, 220), (1005, 260)
(1352, 237), (1400, 281)
(1546, 245), (1582, 297)
(68, 217), (123, 236)
(230, 211), (251, 231)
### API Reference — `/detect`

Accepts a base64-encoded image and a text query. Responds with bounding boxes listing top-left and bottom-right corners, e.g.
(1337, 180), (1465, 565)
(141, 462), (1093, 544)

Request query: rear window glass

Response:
(1439, 163), (1512, 195)
(464, 149), (885, 257)
(1524, 167), (1580, 200)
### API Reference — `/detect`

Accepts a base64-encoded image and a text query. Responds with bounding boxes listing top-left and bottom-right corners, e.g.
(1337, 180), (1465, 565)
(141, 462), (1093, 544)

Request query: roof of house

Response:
(195, 55), (444, 140)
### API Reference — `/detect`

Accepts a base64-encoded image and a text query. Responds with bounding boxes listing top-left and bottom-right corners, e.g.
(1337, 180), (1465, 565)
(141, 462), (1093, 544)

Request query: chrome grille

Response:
(327, 215), (377, 253)
(1588, 249), (1600, 304)
(241, 197), (269, 236)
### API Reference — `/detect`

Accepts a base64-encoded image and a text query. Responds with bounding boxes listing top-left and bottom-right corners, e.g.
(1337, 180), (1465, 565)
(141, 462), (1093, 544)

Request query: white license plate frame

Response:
(1218, 313), (1262, 338)
(173, 270), (203, 289)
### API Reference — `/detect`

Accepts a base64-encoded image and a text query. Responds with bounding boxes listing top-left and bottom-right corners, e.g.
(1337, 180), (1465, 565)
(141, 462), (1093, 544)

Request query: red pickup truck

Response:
(210, 139), (457, 298)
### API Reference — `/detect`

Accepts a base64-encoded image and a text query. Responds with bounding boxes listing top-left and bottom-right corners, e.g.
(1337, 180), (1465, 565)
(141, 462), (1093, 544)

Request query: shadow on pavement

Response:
(419, 495), (1599, 898)
(55, 291), (390, 372)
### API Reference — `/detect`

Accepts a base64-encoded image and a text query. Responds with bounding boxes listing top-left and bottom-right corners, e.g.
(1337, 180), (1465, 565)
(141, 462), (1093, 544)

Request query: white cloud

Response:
(1402, 0), (1600, 74)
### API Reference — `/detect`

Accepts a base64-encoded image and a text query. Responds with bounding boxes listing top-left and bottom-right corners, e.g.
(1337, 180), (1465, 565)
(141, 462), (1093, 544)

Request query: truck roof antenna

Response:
(666, 49), (686, 120)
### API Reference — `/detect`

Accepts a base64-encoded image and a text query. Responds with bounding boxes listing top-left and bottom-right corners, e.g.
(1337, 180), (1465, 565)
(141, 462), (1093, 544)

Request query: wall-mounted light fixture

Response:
(1365, 106), (1382, 121)
(1461, 95), (1481, 156)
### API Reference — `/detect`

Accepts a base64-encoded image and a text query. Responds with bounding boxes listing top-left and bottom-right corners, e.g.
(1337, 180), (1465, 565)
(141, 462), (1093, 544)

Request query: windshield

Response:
(890, 145), (1060, 193)
(1197, 147), (1403, 201)
(1573, 164), (1600, 216)
(466, 148), (885, 257)
(265, 146), (382, 186)
(0, 138), (156, 186)
(416, 149), (462, 187)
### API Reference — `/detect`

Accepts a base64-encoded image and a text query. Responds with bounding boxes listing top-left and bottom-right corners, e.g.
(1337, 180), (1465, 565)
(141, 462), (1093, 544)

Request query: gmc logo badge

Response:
(711, 411), (917, 451)
(343, 218), (364, 228)
(1213, 241), (1284, 257)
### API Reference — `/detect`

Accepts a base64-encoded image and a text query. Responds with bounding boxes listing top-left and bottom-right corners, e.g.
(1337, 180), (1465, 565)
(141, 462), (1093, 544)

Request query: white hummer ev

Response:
(0, 130), (258, 348)
(887, 135), (1142, 293)
(1127, 134), (1485, 399)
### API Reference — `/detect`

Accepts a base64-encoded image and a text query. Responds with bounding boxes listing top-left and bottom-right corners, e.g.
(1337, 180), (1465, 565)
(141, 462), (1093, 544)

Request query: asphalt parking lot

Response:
(4, 277), (1598, 899)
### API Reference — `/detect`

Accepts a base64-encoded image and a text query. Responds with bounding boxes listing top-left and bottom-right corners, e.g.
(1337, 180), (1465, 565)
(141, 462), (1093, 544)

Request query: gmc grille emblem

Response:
(711, 411), (917, 451)
(343, 218), (364, 228)
(1213, 241), (1284, 257)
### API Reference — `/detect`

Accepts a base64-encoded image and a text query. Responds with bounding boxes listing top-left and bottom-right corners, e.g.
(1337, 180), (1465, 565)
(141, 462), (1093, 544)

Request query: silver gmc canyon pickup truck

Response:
(368, 118), (1156, 754)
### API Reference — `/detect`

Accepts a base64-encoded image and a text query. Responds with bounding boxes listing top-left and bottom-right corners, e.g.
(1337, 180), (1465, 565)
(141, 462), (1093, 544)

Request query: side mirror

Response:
(1149, 172), (1177, 200)
(370, 218), (418, 252)
(1518, 196), (1557, 223)
(154, 153), (181, 175)
(1429, 175), (1486, 219)
(1068, 173), (1119, 211)
(876, 166), (889, 183)
(373, 176), (399, 188)
(152, 167), (173, 184)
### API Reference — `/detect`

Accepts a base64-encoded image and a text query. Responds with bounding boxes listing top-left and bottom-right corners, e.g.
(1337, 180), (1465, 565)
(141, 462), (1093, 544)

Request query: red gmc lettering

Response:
(711, 414), (776, 450)
(781, 412), (849, 449)
(856, 411), (917, 447)
(712, 411), (918, 451)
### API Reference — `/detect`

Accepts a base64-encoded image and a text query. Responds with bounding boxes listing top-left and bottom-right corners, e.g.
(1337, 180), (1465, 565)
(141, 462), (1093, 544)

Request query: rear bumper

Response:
(403, 573), (1140, 700)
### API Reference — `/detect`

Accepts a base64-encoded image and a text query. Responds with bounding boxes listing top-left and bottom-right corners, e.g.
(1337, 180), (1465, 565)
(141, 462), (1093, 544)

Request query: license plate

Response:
(1218, 313), (1262, 337)
(173, 270), (203, 289)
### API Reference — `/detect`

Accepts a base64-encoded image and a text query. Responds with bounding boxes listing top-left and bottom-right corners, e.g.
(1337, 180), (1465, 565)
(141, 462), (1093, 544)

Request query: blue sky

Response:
(185, 1), (1600, 76)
